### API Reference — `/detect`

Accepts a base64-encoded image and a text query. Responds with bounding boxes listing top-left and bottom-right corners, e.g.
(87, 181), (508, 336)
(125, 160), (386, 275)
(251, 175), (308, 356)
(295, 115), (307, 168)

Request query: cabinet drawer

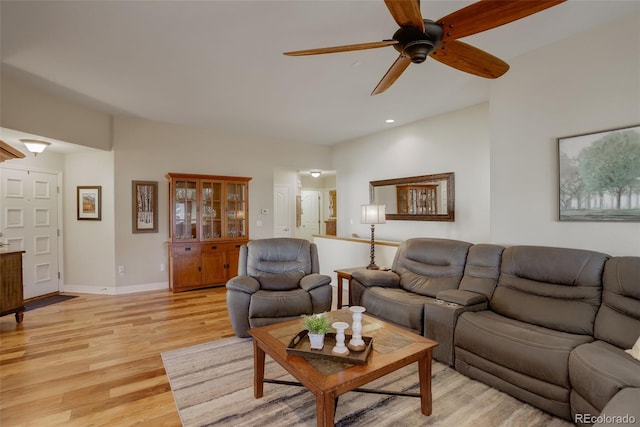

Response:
(202, 244), (223, 254)
(172, 244), (201, 256)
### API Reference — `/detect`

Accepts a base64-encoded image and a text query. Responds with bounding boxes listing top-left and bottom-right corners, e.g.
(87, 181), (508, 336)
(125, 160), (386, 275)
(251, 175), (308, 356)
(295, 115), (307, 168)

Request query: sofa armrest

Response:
(424, 297), (488, 366)
(436, 289), (488, 306)
(593, 388), (640, 427)
(226, 275), (260, 294)
(351, 269), (400, 288)
(300, 274), (332, 291)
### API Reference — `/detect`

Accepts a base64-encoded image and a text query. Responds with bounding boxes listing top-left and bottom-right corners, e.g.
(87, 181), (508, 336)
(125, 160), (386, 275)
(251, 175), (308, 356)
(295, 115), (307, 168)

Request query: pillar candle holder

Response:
(331, 322), (350, 355)
(348, 306), (366, 351)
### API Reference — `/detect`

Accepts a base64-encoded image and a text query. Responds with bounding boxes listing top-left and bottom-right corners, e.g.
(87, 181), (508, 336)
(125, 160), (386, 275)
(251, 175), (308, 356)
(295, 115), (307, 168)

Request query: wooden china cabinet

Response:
(166, 173), (251, 293)
(396, 184), (438, 215)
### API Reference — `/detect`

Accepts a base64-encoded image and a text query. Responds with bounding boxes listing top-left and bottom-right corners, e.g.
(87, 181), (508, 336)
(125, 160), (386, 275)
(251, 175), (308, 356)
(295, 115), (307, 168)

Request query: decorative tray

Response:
(286, 330), (373, 365)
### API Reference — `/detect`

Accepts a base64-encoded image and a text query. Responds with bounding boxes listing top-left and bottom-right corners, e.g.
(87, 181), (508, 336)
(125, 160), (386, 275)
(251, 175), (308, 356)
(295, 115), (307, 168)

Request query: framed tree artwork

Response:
(558, 124), (640, 222)
(77, 186), (102, 221)
(132, 181), (158, 233)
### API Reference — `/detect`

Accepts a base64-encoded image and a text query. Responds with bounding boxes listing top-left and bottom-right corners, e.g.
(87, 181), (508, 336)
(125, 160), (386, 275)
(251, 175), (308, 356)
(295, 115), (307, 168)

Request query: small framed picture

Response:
(132, 180), (158, 233)
(77, 186), (102, 221)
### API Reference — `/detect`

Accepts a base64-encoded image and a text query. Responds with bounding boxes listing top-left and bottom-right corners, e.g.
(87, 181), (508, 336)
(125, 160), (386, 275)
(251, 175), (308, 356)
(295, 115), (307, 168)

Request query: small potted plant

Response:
(303, 313), (333, 350)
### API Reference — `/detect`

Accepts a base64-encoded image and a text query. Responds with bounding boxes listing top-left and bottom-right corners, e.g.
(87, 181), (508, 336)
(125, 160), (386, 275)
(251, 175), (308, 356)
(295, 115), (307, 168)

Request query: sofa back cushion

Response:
(594, 257), (640, 349)
(491, 246), (608, 335)
(392, 238), (471, 297)
(459, 244), (505, 299)
(245, 238), (313, 290)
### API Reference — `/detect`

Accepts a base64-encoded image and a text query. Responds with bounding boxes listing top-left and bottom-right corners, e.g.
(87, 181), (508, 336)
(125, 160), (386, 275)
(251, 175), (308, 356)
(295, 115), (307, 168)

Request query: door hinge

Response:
(57, 229), (60, 237)
(58, 272), (61, 279)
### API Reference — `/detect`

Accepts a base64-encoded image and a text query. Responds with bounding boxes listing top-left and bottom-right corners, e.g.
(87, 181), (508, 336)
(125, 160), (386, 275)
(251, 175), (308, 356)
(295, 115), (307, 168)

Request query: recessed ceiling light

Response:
(385, 119), (395, 124)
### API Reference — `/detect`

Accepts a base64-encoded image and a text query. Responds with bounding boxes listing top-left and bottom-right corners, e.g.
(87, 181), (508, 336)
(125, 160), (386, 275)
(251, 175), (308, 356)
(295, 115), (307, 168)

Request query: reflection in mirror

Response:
(369, 172), (455, 221)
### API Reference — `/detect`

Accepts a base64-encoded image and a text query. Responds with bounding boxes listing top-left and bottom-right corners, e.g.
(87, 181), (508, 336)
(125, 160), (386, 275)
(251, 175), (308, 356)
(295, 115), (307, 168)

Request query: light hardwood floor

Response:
(0, 287), (236, 426)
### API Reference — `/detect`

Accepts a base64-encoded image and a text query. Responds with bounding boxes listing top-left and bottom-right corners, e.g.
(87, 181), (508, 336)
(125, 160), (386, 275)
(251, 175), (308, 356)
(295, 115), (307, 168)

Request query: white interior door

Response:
(0, 167), (60, 299)
(300, 190), (320, 241)
(274, 185), (291, 237)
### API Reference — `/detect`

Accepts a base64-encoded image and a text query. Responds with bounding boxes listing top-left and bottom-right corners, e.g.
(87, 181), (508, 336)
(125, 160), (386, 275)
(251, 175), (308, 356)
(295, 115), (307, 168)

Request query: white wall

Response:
(63, 151), (116, 292)
(111, 116), (333, 290)
(332, 103), (491, 244)
(490, 12), (640, 256)
(1, 74), (112, 150)
(314, 235), (399, 285)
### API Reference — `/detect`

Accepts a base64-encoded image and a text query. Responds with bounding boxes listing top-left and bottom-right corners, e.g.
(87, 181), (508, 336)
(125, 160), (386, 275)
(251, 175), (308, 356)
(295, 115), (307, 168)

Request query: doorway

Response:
(273, 185), (291, 237)
(0, 166), (61, 299)
(299, 189), (321, 241)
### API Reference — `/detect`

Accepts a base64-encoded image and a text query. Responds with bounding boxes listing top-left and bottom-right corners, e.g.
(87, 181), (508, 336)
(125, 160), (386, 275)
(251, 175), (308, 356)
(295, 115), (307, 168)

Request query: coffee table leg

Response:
(253, 339), (265, 398)
(418, 351), (433, 416)
(315, 392), (336, 427)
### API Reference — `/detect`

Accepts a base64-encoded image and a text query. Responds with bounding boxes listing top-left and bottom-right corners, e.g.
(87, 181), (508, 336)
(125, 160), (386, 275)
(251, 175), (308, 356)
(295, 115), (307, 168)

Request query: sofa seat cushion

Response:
(249, 289), (311, 319)
(455, 311), (593, 388)
(569, 340), (640, 412)
(361, 287), (430, 334)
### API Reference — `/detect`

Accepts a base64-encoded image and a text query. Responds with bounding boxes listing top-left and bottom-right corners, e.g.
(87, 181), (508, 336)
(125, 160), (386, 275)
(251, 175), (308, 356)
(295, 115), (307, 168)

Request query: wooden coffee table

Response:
(249, 309), (438, 427)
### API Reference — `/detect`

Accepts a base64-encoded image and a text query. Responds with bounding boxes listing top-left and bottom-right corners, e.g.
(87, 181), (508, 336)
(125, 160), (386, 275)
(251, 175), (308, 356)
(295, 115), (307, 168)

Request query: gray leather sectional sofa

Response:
(350, 238), (640, 425)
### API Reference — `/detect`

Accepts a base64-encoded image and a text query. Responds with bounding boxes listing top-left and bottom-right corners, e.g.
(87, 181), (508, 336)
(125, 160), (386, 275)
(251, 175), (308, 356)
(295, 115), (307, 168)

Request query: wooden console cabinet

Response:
(167, 173), (251, 293)
(0, 250), (26, 323)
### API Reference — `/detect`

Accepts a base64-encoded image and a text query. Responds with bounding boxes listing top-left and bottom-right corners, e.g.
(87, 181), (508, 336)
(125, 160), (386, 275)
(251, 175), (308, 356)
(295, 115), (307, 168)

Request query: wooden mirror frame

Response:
(369, 172), (455, 221)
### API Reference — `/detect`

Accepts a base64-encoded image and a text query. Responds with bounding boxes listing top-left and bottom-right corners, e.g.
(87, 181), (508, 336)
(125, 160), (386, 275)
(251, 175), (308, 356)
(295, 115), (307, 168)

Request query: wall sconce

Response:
(310, 170), (322, 178)
(20, 139), (51, 156)
(361, 204), (386, 270)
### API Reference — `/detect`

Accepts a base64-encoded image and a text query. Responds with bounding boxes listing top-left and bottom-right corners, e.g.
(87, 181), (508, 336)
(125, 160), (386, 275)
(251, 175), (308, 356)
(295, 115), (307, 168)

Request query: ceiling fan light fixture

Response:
(20, 139), (51, 156)
(283, 0), (567, 94)
(403, 40), (435, 63)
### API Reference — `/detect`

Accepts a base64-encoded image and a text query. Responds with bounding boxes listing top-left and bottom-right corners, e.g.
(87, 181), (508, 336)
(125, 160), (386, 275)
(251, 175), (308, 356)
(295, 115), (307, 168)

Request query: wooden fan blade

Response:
(385, 0), (424, 32)
(430, 40), (509, 79)
(284, 40), (398, 56)
(438, 0), (566, 41)
(371, 55), (412, 95)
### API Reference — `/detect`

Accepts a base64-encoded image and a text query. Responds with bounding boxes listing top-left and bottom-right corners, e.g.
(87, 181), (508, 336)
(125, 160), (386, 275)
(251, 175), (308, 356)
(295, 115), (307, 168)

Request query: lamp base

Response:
(366, 263), (379, 270)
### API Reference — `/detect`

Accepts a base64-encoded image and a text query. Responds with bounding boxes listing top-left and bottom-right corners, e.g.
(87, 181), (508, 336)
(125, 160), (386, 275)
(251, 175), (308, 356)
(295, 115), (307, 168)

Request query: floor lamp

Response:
(361, 204), (386, 270)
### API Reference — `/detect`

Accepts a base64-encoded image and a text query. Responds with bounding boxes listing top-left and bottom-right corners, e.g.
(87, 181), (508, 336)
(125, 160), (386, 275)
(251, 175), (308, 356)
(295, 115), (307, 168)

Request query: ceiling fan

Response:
(284, 0), (566, 95)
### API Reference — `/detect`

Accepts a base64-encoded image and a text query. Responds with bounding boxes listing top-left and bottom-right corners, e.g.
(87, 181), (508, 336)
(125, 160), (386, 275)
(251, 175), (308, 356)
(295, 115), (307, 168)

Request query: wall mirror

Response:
(369, 172), (455, 221)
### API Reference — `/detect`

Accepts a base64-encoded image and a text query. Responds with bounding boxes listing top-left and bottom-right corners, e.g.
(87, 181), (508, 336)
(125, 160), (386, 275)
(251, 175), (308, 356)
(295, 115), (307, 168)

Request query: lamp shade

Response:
(361, 204), (386, 224)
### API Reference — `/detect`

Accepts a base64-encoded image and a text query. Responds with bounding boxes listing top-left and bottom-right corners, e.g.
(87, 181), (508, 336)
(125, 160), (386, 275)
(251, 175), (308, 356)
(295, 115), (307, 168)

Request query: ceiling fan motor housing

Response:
(393, 20), (443, 63)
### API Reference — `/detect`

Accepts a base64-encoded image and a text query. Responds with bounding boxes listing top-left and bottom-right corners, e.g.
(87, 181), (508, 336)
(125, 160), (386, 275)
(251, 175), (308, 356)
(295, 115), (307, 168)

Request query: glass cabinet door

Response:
(174, 179), (198, 240)
(201, 180), (222, 240)
(226, 182), (247, 238)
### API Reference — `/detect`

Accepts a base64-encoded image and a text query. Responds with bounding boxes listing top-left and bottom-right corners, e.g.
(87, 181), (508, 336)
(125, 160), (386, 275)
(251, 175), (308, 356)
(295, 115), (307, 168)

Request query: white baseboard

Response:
(63, 282), (169, 295)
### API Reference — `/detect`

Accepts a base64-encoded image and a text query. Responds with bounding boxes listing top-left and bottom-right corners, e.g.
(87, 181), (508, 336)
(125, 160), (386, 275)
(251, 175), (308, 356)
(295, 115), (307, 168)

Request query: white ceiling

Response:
(2, 1), (639, 149)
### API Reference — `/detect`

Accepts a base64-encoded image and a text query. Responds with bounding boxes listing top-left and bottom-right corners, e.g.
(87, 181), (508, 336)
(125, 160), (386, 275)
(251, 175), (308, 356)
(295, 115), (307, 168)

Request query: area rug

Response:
(24, 294), (78, 311)
(161, 337), (572, 427)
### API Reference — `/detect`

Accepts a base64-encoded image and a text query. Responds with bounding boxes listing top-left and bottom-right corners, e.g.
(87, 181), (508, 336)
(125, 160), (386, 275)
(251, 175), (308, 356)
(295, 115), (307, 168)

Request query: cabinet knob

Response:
(184, 247), (191, 252)
(211, 246), (217, 250)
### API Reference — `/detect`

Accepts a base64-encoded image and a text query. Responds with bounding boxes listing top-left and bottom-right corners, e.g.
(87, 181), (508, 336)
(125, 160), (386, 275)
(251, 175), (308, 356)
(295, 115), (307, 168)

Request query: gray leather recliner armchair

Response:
(226, 238), (332, 338)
